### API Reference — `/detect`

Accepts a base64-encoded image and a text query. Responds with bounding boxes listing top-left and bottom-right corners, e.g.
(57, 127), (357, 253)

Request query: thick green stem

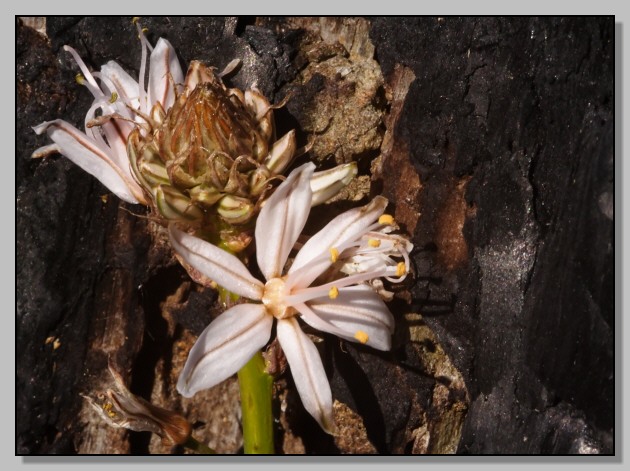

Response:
(237, 351), (274, 454)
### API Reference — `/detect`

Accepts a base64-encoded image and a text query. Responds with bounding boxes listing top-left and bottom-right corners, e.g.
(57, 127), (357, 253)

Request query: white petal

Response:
(276, 318), (335, 433)
(100, 61), (141, 109)
(255, 163), (315, 280)
(303, 285), (395, 351)
(32, 120), (143, 204)
(177, 304), (272, 397)
(287, 196), (388, 289)
(97, 120), (133, 171)
(148, 38), (184, 110)
(168, 224), (264, 300)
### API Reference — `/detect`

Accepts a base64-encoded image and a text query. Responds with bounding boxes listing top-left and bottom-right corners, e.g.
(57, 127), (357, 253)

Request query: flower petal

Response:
(287, 196), (388, 289)
(177, 304), (272, 397)
(168, 224), (264, 300)
(149, 38), (184, 110)
(303, 285), (395, 351)
(255, 163), (315, 280)
(310, 162), (357, 206)
(100, 61), (141, 111)
(276, 318), (335, 433)
(32, 120), (143, 204)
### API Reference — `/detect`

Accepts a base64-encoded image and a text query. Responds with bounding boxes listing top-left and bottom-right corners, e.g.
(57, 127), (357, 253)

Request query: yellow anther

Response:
(132, 17), (140, 24)
(328, 286), (339, 299)
(368, 238), (381, 248)
(109, 92), (118, 103)
(378, 214), (394, 225)
(396, 262), (406, 277)
(142, 27), (149, 34)
(354, 330), (369, 344)
(75, 73), (85, 85)
(329, 247), (339, 263)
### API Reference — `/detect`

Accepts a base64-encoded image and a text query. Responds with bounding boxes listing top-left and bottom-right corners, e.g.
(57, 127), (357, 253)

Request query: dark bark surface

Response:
(16, 17), (613, 454)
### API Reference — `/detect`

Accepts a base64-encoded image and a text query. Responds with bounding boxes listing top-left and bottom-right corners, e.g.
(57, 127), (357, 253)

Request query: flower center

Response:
(262, 277), (296, 319)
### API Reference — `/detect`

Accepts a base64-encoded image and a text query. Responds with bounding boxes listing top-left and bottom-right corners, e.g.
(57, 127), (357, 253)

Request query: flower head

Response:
(32, 23), (357, 248)
(170, 162), (412, 432)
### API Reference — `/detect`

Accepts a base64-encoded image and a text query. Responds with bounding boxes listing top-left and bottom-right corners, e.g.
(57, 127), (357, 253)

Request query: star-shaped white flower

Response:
(170, 162), (411, 432)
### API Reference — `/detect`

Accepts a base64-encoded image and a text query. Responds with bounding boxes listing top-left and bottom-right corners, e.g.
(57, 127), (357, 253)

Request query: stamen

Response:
(368, 238), (381, 248)
(109, 92), (119, 103)
(75, 73), (85, 85)
(378, 214), (394, 225)
(396, 262), (406, 277)
(328, 286), (339, 299)
(354, 331), (369, 344)
(329, 247), (339, 263)
(64, 45), (103, 98)
(284, 267), (389, 305)
(103, 402), (116, 418)
(134, 20), (150, 112)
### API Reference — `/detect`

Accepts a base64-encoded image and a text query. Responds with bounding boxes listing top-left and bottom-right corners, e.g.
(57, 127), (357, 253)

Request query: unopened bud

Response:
(189, 184), (224, 207)
(217, 195), (254, 224)
(155, 185), (203, 221)
(310, 162), (358, 206)
(263, 130), (296, 175)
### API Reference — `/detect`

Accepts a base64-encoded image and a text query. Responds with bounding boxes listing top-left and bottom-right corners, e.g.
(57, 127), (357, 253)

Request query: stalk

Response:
(237, 351), (274, 454)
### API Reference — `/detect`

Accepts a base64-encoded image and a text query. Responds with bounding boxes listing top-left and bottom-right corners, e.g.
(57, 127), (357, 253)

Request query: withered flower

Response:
(83, 363), (192, 446)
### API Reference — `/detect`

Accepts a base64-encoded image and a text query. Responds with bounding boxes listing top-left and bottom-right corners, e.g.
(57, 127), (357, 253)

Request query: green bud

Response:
(217, 195), (254, 224)
(155, 185), (203, 221)
(189, 184), (224, 208)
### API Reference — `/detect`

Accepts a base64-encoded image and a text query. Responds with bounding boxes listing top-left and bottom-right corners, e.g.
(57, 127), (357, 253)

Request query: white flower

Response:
(32, 25), (183, 205)
(169, 162), (411, 432)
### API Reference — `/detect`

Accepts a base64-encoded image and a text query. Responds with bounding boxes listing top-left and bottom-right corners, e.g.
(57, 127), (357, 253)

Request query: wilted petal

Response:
(276, 318), (335, 433)
(32, 120), (143, 204)
(84, 362), (192, 445)
(184, 60), (215, 90)
(255, 163), (315, 280)
(168, 224), (264, 300)
(304, 285), (395, 351)
(177, 304), (272, 397)
(149, 38), (184, 110)
(288, 196), (389, 289)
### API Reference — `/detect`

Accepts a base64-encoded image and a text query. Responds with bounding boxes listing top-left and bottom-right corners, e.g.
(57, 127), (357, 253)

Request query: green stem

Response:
(237, 351), (274, 454)
(182, 435), (216, 454)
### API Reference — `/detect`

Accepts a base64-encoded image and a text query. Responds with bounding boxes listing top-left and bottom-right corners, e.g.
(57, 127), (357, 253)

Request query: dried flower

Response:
(83, 363), (192, 446)
(169, 163), (412, 432)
